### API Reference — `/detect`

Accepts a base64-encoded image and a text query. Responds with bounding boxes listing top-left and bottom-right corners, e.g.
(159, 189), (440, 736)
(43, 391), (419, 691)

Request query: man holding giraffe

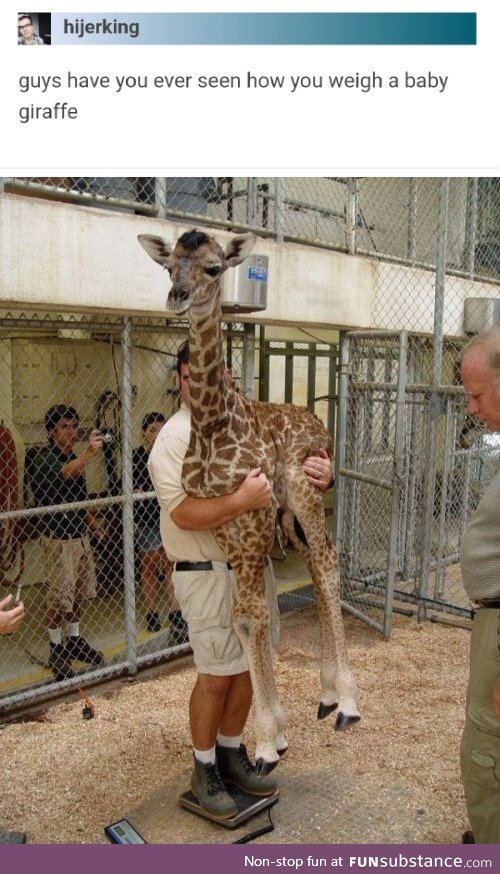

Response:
(148, 340), (333, 819)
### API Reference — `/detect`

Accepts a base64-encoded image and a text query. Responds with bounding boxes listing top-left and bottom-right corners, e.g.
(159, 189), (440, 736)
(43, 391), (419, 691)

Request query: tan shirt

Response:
(461, 461), (500, 602)
(147, 404), (228, 564)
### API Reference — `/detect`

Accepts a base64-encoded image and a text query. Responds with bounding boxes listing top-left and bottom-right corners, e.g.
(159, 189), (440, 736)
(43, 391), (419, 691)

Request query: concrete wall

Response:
(2, 191), (500, 336)
(0, 192), (371, 329)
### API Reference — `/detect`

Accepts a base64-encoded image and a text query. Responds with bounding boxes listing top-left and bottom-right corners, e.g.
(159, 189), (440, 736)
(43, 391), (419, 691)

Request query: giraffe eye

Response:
(205, 265), (221, 277)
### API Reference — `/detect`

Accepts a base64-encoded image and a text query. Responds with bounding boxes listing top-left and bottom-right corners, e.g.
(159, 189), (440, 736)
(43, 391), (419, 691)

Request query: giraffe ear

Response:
(224, 234), (256, 268)
(138, 234), (174, 268)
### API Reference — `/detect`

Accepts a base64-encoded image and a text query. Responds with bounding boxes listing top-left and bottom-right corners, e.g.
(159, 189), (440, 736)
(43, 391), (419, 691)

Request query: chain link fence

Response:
(2, 176), (500, 705)
(0, 314), (249, 711)
(3, 177), (500, 282)
(335, 179), (500, 636)
(0, 308), (337, 712)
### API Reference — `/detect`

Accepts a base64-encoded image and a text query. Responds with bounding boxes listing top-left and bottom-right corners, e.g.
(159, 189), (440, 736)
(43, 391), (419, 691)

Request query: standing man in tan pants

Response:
(460, 329), (500, 844)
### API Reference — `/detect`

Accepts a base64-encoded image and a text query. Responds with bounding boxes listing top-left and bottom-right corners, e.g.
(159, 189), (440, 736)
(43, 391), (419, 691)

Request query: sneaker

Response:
(216, 743), (278, 796)
(65, 636), (104, 666)
(168, 610), (189, 645)
(0, 828), (27, 844)
(190, 755), (238, 819)
(49, 642), (75, 681)
(146, 612), (162, 633)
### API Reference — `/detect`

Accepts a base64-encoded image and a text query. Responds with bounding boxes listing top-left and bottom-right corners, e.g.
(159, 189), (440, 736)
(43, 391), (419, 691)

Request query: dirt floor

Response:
(0, 606), (471, 844)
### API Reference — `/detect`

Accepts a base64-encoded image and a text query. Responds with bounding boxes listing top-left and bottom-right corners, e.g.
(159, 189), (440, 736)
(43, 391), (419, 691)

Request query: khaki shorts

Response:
(42, 535), (97, 614)
(173, 559), (279, 676)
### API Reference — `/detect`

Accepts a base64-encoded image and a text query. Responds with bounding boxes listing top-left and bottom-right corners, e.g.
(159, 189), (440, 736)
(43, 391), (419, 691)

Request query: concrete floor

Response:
(118, 744), (434, 845)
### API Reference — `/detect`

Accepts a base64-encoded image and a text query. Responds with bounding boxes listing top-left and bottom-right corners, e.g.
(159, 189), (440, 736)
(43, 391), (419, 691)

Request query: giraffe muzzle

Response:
(167, 287), (192, 313)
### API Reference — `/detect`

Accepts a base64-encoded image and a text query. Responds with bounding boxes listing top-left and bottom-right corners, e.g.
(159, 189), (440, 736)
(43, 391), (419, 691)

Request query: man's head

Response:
(18, 14), (34, 40)
(141, 411), (166, 449)
(461, 328), (500, 432)
(44, 404), (80, 453)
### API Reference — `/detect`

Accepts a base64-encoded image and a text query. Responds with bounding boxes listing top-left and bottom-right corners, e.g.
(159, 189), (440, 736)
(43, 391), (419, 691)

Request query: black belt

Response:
(475, 598), (500, 609)
(175, 561), (232, 572)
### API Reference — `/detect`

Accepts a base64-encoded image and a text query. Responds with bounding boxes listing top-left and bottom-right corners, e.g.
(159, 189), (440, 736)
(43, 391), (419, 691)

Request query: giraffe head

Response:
(138, 229), (256, 314)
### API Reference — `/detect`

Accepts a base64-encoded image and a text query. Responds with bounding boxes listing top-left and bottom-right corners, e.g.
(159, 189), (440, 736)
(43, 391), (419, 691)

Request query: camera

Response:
(96, 428), (114, 444)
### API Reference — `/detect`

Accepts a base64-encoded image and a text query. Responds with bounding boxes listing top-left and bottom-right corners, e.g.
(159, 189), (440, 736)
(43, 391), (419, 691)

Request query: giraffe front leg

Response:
(234, 610), (283, 775)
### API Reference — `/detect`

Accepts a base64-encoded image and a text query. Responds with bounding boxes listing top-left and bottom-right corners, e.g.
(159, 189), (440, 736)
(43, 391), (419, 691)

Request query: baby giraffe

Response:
(138, 228), (360, 773)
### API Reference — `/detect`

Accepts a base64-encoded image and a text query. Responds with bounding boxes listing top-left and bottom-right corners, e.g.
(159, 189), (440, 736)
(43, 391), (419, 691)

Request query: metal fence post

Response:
(247, 178), (258, 226)
(154, 178), (168, 219)
(241, 323), (256, 399)
(346, 178), (358, 254)
(418, 178), (449, 619)
(274, 178), (285, 242)
(407, 178), (417, 266)
(385, 330), (408, 637)
(334, 332), (349, 548)
(465, 177), (478, 278)
(121, 316), (138, 674)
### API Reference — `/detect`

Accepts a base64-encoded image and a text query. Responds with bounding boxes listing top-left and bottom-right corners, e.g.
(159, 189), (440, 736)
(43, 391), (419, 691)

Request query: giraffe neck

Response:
(188, 284), (229, 433)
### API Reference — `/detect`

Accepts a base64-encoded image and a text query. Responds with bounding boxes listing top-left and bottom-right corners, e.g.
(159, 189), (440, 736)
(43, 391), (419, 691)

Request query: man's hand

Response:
(302, 448), (333, 490)
(0, 594), (25, 634)
(88, 429), (105, 454)
(237, 468), (273, 511)
(494, 681), (500, 719)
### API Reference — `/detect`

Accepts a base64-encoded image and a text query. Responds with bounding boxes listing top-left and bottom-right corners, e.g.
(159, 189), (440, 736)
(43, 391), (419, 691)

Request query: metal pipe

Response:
(246, 178), (258, 226)
(346, 178), (358, 255)
(418, 178), (449, 619)
(337, 468), (393, 491)
(465, 178), (479, 278)
(274, 178), (285, 242)
(434, 397), (453, 598)
(334, 332), (349, 547)
(384, 330), (408, 637)
(5, 179), (158, 215)
(120, 316), (138, 676)
(242, 323), (256, 399)
(307, 347), (316, 412)
(407, 178), (418, 266)
(154, 178), (168, 219)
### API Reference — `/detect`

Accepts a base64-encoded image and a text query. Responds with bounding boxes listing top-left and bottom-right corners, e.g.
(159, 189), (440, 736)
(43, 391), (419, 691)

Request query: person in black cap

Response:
(29, 405), (106, 681)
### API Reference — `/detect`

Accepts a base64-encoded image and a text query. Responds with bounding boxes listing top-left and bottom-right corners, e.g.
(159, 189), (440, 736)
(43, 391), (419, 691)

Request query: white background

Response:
(1, 0), (497, 174)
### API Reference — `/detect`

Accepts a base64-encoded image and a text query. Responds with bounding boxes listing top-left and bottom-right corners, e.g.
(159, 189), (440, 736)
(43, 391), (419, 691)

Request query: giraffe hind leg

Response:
(282, 508), (360, 731)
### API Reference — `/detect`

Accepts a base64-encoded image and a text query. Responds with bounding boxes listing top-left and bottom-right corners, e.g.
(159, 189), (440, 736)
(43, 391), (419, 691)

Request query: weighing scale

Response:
(105, 786), (279, 843)
(179, 786), (279, 830)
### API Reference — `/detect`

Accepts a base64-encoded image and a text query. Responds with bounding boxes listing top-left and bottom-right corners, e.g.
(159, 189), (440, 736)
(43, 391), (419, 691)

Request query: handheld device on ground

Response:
(104, 819), (147, 844)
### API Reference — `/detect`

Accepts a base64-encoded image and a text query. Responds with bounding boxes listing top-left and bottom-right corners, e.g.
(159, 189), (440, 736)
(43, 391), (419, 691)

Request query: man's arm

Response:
(0, 595), (25, 634)
(171, 467), (272, 530)
(61, 430), (104, 479)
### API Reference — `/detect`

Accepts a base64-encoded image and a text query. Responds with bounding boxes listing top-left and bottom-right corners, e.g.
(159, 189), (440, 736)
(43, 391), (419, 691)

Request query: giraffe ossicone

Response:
(138, 228), (360, 772)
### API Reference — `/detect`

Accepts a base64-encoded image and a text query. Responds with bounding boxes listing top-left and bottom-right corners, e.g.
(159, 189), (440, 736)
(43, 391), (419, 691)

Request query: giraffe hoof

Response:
(255, 757), (279, 776)
(317, 702), (338, 720)
(277, 745), (288, 758)
(335, 712), (361, 731)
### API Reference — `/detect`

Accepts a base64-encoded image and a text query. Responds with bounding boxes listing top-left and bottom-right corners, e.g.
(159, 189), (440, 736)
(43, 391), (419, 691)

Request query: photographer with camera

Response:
(29, 405), (106, 681)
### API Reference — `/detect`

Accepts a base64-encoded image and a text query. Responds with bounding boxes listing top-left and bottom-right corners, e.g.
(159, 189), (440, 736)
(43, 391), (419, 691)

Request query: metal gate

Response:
(335, 329), (498, 638)
(335, 331), (407, 638)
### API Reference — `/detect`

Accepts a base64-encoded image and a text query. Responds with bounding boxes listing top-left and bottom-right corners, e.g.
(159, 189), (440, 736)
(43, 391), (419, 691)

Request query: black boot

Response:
(146, 612), (162, 633)
(49, 642), (75, 681)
